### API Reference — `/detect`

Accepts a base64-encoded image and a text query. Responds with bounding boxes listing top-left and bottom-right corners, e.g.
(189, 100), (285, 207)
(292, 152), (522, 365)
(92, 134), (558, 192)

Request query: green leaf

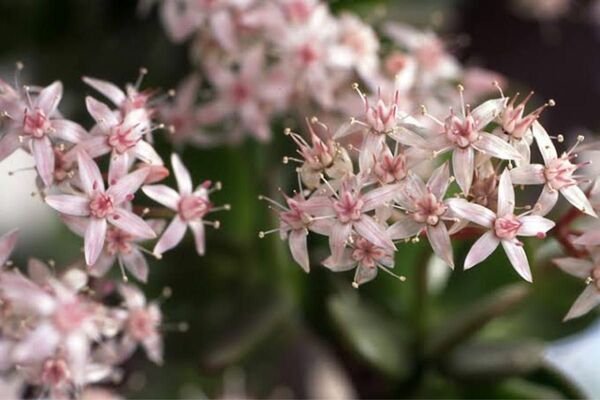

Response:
(327, 290), (410, 378)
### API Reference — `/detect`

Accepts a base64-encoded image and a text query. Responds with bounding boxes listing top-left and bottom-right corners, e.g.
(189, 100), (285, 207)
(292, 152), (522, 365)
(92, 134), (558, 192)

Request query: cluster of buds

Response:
(143, 0), (501, 145)
(0, 229), (187, 398)
(0, 68), (227, 396)
(263, 82), (600, 321)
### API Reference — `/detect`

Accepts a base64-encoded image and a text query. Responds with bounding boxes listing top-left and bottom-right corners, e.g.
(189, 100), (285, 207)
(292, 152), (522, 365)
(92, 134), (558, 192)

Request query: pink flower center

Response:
(280, 199), (311, 230)
(285, 0), (313, 22)
(544, 157), (577, 190)
(23, 109), (52, 138)
(333, 191), (364, 223)
(413, 193), (446, 225)
(53, 300), (88, 333)
(366, 100), (396, 134)
(106, 228), (134, 255)
(352, 238), (386, 269)
(41, 358), (71, 387)
(127, 308), (158, 341)
(444, 114), (478, 148)
(300, 136), (335, 169)
(298, 44), (320, 65)
(178, 194), (211, 221)
(231, 81), (250, 104)
(373, 153), (406, 183)
(89, 192), (114, 219)
(108, 126), (139, 154)
(494, 214), (522, 240)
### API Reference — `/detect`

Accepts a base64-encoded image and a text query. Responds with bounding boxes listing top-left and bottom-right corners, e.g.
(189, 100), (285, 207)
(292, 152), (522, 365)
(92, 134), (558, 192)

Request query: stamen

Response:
(117, 257), (129, 282)
(457, 84), (466, 118)
(135, 67), (148, 90)
(258, 195), (287, 210)
(377, 265), (407, 283)
(493, 80), (505, 99)
(258, 228), (281, 238)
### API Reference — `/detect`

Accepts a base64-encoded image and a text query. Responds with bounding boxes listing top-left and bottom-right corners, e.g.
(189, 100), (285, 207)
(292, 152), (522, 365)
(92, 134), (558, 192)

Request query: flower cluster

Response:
(0, 68), (225, 396)
(144, 0), (501, 145)
(264, 83), (600, 321)
(0, 229), (182, 398)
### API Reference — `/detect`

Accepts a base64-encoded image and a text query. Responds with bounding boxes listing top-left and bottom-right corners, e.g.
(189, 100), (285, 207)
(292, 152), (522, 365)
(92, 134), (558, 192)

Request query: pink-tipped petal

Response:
(107, 168), (149, 205)
(77, 150), (104, 194)
(85, 96), (119, 127)
(354, 215), (395, 252)
(154, 217), (187, 255)
(85, 218), (107, 266)
(110, 208), (156, 239)
(142, 185), (180, 210)
(289, 229), (309, 272)
(387, 215), (422, 239)
(553, 257), (595, 279)
(362, 183), (401, 212)
(502, 240), (532, 282)
(82, 76), (126, 107)
(189, 220), (206, 256)
(171, 153), (193, 195)
(564, 285), (600, 321)
(534, 185), (559, 216)
(35, 81), (63, 115)
(452, 147), (474, 195)
(427, 223), (454, 269)
(428, 162), (450, 198)
(46, 195), (90, 216)
(517, 215), (555, 236)
(464, 230), (499, 269)
(50, 119), (88, 143)
(510, 164), (546, 185)
(121, 249), (149, 283)
(0, 229), (19, 267)
(497, 170), (515, 216)
(108, 152), (131, 185)
(474, 132), (523, 160)
(560, 185), (597, 217)
(532, 121), (557, 164)
(447, 198), (495, 228)
(31, 136), (55, 187)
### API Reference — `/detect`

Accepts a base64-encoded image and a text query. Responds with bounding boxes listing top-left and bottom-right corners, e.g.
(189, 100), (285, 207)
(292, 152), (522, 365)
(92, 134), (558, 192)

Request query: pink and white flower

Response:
(449, 170), (555, 281)
(509, 122), (596, 217)
(143, 153), (225, 256)
(45, 150), (156, 266)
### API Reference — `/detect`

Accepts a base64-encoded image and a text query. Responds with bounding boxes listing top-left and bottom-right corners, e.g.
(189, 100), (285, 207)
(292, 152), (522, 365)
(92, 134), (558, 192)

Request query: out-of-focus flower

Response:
(554, 253), (600, 320)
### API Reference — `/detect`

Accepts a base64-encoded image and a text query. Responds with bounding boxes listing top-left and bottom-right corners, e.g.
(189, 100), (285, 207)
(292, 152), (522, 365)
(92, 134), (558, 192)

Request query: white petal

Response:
(427, 223), (454, 269)
(85, 218), (107, 266)
(464, 230), (500, 269)
(387, 215), (422, 239)
(154, 217), (187, 255)
(501, 240), (532, 282)
(510, 164), (546, 185)
(553, 257), (594, 279)
(142, 185), (180, 210)
(171, 153), (192, 195)
(534, 185), (559, 216)
(532, 121), (557, 164)
(447, 198), (495, 228)
(497, 170), (515, 216)
(560, 185), (597, 217)
(471, 97), (506, 128)
(289, 229), (309, 272)
(517, 215), (555, 237)
(564, 285), (600, 321)
(452, 147), (474, 195)
(473, 132), (522, 160)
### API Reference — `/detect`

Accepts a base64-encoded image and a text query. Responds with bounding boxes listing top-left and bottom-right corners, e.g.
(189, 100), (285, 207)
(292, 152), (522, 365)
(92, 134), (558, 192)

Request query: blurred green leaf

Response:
(328, 290), (411, 378)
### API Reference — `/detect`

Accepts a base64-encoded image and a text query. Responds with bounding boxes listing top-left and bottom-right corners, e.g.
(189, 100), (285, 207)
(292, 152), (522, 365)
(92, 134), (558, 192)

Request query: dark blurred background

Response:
(2, 0), (600, 398)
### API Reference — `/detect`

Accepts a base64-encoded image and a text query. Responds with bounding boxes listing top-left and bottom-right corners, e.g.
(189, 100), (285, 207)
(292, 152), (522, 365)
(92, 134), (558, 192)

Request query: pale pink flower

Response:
(554, 253), (600, 320)
(143, 153), (224, 256)
(79, 97), (162, 167)
(45, 151), (156, 266)
(449, 170), (555, 281)
(509, 122), (596, 217)
(261, 192), (332, 272)
(387, 162), (455, 268)
(112, 284), (163, 364)
(320, 175), (398, 262)
(61, 216), (165, 283)
(0, 81), (87, 186)
(322, 235), (396, 287)
(197, 46), (276, 141)
(423, 95), (522, 194)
